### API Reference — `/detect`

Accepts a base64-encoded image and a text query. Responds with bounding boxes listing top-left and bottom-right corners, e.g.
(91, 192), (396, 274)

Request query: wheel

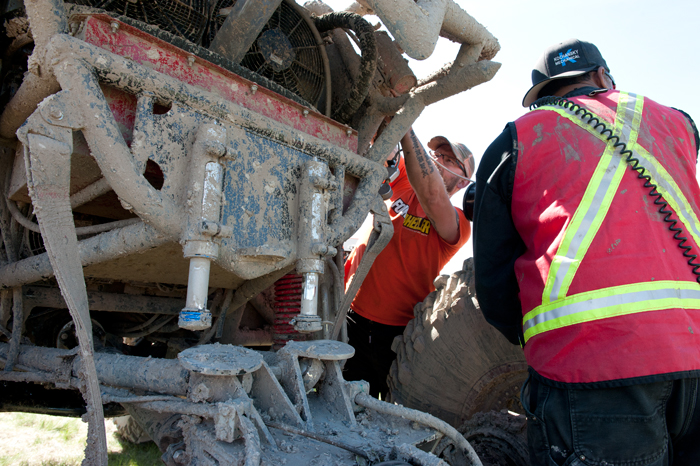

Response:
(433, 411), (528, 466)
(387, 258), (528, 427)
(113, 415), (152, 444)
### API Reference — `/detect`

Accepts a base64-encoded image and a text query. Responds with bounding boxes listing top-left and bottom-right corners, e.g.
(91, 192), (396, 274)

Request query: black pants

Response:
(522, 372), (700, 466)
(343, 311), (405, 399)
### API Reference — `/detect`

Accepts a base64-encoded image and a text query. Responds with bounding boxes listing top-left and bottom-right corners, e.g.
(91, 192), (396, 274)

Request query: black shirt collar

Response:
(564, 86), (609, 98)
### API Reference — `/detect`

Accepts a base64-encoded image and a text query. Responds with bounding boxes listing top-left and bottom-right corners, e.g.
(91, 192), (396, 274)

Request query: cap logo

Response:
(555, 49), (579, 67)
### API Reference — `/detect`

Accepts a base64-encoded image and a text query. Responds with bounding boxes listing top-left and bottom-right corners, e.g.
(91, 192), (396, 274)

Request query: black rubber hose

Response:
(315, 12), (377, 124)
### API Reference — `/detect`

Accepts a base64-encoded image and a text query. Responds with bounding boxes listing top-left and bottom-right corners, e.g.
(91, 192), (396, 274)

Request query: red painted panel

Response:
(79, 15), (358, 153)
(100, 84), (136, 145)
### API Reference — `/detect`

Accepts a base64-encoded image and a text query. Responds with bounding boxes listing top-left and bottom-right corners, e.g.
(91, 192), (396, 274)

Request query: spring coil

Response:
(531, 96), (700, 283)
(273, 274), (308, 350)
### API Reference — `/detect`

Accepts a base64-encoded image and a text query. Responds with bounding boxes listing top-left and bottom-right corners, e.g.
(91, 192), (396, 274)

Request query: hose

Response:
(5, 196), (141, 236)
(355, 393), (483, 466)
(314, 12), (377, 124)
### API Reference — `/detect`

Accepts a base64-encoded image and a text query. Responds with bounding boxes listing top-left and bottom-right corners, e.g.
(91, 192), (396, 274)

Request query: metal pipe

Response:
(102, 394), (184, 404)
(4, 287), (24, 371)
(0, 222), (169, 289)
(355, 0), (499, 61)
(0, 74), (60, 140)
(0, 0), (66, 140)
(331, 200), (393, 340)
(69, 178), (112, 209)
(0, 343), (190, 396)
(117, 316), (175, 339)
(355, 393), (483, 466)
(266, 421), (370, 458)
(23, 286), (184, 315)
(5, 197), (140, 235)
(367, 59), (499, 165)
(180, 257), (212, 330)
(51, 58), (184, 236)
(299, 272), (319, 319)
(209, 0), (283, 64)
(442, 1), (500, 60)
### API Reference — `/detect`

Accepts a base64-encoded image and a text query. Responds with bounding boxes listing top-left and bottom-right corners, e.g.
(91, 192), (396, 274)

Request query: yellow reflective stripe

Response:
(630, 145), (700, 249)
(539, 93), (644, 303)
(523, 280), (700, 342)
(533, 106), (610, 145)
(555, 94), (645, 300)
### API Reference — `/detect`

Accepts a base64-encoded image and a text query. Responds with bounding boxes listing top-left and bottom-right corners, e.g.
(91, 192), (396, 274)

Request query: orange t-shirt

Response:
(344, 157), (471, 326)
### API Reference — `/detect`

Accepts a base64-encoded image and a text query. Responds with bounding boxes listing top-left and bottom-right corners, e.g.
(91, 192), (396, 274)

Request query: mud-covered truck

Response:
(0, 0), (520, 464)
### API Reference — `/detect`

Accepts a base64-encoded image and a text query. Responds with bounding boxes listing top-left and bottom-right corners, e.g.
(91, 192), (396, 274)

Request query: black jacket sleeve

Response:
(472, 123), (526, 346)
(672, 108), (700, 161)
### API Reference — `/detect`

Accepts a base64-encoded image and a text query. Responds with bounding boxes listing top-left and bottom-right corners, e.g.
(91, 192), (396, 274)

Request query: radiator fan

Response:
(238, 1), (325, 107)
(70, 0), (326, 107)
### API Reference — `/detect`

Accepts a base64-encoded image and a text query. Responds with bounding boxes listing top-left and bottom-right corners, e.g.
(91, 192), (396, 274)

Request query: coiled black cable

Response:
(531, 95), (700, 283)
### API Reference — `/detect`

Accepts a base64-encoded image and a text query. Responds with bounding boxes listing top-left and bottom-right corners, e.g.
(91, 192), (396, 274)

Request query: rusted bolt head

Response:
(346, 128), (352, 136)
(110, 21), (119, 33)
(187, 55), (195, 67)
(250, 84), (258, 94)
(303, 109), (309, 117)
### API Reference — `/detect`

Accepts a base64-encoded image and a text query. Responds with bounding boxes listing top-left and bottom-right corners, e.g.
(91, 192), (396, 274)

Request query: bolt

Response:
(250, 84), (258, 95)
(580, 456), (586, 461)
(187, 55), (195, 67)
(302, 109), (309, 117)
(172, 450), (186, 463)
(110, 21), (119, 34)
(60, 333), (68, 340)
(205, 141), (226, 157)
(346, 128), (352, 136)
(50, 107), (64, 120)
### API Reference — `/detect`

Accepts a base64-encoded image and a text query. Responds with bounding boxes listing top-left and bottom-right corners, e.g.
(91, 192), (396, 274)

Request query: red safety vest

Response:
(512, 90), (700, 384)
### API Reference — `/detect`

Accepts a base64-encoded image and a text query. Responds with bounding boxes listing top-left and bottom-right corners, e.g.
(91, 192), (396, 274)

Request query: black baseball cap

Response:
(522, 39), (610, 107)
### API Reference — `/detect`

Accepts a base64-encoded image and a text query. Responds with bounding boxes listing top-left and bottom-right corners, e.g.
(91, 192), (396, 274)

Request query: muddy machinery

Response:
(0, 0), (500, 463)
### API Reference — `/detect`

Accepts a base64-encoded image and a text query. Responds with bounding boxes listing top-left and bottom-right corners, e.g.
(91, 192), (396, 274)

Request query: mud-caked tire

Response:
(433, 411), (528, 466)
(113, 415), (152, 444)
(387, 258), (528, 428)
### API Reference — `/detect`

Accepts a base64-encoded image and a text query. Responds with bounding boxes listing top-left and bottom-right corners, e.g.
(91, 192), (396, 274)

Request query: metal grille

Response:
(70, 0), (235, 46)
(70, 0), (325, 105)
(239, 1), (323, 106)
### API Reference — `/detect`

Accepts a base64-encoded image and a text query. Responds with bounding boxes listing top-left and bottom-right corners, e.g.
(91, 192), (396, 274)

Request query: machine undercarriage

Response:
(0, 0), (500, 463)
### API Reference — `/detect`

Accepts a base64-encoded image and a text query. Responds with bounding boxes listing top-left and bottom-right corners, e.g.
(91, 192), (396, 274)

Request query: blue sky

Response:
(327, 0), (700, 273)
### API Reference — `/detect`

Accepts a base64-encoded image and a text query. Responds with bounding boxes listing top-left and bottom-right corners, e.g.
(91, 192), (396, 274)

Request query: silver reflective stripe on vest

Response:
(547, 93), (640, 302)
(524, 284), (700, 335)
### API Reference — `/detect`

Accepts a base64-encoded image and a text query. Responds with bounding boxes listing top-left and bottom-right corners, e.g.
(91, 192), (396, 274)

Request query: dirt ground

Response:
(0, 413), (162, 466)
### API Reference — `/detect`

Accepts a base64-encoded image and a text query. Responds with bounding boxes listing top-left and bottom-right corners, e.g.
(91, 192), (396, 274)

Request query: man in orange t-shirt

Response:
(344, 128), (474, 397)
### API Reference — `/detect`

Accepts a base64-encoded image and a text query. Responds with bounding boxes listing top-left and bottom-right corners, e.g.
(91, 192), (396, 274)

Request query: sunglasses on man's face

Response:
(429, 150), (467, 177)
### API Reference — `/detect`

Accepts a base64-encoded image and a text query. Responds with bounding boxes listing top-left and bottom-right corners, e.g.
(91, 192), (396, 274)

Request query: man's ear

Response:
(457, 178), (471, 191)
(592, 67), (608, 89)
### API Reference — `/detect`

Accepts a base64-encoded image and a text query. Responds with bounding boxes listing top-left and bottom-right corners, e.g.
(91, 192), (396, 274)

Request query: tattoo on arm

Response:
(408, 131), (435, 178)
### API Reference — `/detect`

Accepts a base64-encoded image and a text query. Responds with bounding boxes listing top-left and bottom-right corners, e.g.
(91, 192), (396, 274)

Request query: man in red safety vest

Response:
(472, 38), (700, 466)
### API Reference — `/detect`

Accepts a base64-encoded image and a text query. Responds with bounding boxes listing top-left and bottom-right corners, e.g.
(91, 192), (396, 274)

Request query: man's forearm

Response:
(400, 128), (461, 243)
(400, 129), (445, 200)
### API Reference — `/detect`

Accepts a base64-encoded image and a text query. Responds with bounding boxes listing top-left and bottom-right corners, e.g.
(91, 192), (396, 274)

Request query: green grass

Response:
(0, 413), (162, 466)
